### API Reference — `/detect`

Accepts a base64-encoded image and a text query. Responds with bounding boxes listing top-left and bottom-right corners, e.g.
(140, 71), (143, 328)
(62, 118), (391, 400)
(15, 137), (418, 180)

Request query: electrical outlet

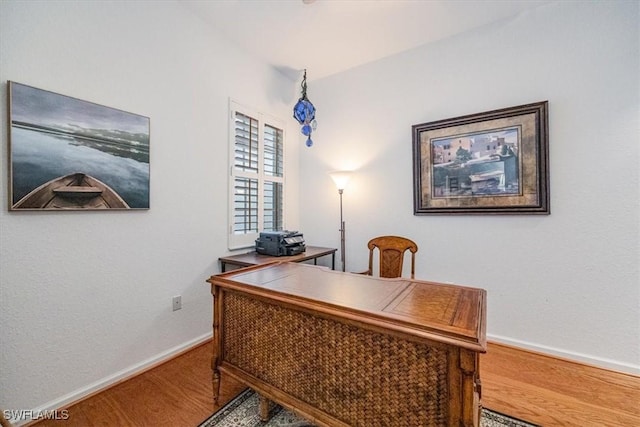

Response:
(172, 295), (182, 311)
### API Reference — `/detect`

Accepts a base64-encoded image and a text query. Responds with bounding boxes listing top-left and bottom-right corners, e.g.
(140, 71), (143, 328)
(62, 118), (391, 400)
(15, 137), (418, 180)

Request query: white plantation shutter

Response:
(234, 112), (259, 173)
(263, 181), (283, 231)
(263, 123), (284, 231)
(264, 124), (283, 177)
(233, 177), (258, 234)
(232, 112), (259, 237)
(228, 101), (285, 249)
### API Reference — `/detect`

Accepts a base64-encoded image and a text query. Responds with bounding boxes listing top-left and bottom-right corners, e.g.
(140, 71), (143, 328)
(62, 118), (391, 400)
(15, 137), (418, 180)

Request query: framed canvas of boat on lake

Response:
(8, 81), (150, 210)
(412, 101), (549, 215)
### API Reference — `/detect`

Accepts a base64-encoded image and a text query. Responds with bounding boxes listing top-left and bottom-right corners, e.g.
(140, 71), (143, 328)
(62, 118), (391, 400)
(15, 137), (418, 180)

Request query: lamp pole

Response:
(329, 171), (351, 273)
(338, 188), (346, 272)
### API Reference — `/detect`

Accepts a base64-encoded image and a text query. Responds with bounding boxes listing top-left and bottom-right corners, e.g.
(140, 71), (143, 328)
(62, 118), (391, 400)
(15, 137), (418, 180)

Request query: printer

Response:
(255, 230), (306, 256)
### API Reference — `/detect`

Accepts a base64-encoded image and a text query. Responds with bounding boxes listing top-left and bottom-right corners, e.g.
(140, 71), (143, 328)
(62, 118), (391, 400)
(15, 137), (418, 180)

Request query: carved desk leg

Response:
(211, 286), (221, 404)
(460, 349), (481, 427)
(211, 355), (220, 404)
(259, 394), (271, 422)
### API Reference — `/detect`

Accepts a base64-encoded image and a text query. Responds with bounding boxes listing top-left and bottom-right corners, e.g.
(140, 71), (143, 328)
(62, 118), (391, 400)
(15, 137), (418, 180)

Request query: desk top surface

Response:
(209, 262), (486, 352)
(219, 246), (336, 266)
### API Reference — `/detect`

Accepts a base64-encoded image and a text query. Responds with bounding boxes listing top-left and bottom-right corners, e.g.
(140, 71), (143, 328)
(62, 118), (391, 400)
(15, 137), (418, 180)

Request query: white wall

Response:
(300, 0), (639, 374)
(0, 0), (300, 419)
(1, 0), (638, 419)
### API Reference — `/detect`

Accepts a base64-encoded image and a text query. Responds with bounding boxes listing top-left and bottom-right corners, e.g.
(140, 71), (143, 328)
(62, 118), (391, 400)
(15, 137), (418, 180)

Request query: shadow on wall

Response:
(269, 66), (301, 105)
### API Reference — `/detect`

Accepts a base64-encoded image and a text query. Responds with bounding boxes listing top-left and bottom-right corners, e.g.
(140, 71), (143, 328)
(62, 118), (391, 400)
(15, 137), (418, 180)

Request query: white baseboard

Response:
(10, 333), (212, 426)
(488, 333), (640, 376)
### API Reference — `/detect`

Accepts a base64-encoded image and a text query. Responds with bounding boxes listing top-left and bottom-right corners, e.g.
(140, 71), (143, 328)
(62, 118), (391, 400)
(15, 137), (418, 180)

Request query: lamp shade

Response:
(329, 171), (352, 191)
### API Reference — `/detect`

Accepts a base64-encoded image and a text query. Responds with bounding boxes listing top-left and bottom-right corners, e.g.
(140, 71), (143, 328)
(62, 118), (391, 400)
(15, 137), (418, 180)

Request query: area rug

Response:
(199, 389), (538, 427)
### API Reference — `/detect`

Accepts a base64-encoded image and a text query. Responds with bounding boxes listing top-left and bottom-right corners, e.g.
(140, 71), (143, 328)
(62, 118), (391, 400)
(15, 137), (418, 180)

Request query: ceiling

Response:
(183, 0), (550, 81)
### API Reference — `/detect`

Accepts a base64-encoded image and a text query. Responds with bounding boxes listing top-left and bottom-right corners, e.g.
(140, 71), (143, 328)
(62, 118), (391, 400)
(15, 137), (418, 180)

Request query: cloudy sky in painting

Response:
(10, 82), (149, 135)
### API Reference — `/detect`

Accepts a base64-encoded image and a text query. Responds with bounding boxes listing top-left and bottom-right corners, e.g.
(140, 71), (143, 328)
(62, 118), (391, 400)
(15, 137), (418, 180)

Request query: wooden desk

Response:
(218, 246), (337, 272)
(207, 262), (486, 427)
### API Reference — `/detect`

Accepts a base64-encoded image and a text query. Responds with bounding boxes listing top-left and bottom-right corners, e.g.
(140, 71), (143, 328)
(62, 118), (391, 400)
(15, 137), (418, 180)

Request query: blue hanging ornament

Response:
(293, 69), (316, 147)
(293, 99), (315, 125)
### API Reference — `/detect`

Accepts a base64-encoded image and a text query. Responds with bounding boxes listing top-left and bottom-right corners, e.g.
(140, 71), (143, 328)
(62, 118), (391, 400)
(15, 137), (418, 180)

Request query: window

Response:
(228, 101), (285, 249)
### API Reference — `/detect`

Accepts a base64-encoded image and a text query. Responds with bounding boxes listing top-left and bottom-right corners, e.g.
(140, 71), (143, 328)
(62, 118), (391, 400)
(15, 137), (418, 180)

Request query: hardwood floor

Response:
(481, 342), (639, 427)
(28, 341), (244, 427)
(28, 341), (639, 427)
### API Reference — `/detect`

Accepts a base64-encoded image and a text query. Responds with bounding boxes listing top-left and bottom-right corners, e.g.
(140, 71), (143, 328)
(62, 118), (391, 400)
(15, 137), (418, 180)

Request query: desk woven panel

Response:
(223, 291), (450, 427)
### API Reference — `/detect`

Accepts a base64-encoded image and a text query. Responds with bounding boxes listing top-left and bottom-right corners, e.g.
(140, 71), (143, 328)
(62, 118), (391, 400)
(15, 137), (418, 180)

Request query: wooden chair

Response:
(362, 235), (418, 279)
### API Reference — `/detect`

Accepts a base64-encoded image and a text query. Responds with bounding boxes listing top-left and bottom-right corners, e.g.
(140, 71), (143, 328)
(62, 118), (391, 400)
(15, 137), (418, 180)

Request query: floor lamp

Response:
(329, 172), (351, 272)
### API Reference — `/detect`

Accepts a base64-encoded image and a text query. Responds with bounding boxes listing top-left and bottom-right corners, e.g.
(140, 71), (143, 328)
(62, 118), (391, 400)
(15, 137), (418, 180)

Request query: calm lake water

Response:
(11, 127), (149, 208)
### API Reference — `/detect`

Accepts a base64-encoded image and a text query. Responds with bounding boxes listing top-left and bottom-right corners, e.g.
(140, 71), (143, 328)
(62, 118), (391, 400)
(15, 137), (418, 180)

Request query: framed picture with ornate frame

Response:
(412, 101), (549, 215)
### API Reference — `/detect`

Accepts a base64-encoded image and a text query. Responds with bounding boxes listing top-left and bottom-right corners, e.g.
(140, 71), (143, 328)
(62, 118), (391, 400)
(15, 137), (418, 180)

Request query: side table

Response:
(219, 246), (337, 272)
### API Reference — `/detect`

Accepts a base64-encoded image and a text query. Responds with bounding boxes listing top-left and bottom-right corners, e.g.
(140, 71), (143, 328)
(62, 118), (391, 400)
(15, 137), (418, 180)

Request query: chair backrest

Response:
(366, 235), (418, 279)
